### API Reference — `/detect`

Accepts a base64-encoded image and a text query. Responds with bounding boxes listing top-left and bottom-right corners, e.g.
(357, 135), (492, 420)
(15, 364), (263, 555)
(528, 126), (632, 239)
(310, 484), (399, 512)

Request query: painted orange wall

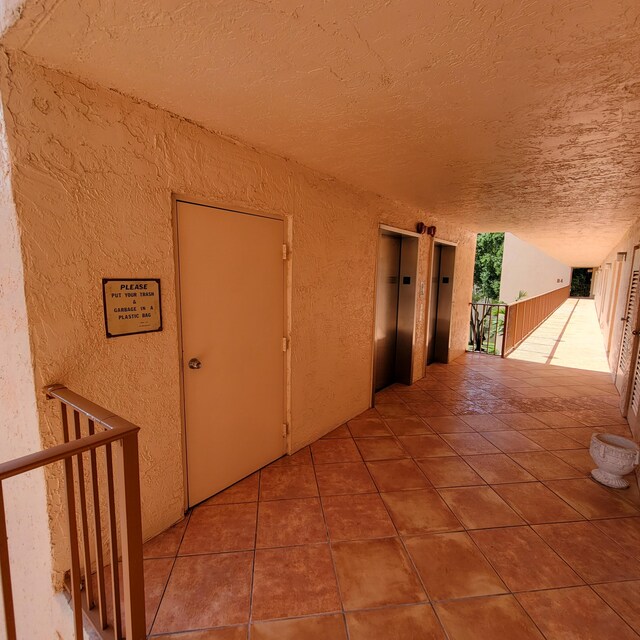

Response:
(0, 49), (476, 570)
(0, 91), (76, 639)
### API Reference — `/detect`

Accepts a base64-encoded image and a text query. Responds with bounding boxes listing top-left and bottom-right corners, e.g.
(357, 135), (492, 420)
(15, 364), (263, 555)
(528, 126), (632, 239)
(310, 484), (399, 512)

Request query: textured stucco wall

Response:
(500, 233), (572, 303)
(0, 90), (74, 639)
(0, 50), (475, 569)
(3, 0), (640, 267)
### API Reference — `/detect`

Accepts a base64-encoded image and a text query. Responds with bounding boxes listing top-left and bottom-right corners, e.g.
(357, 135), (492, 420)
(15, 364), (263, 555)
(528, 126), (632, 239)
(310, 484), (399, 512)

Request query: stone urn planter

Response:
(589, 433), (640, 489)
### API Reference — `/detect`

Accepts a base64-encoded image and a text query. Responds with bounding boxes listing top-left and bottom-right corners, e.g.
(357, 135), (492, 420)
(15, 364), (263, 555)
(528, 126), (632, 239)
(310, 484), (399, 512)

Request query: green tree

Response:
(570, 268), (592, 297)
(473, 232), (505, 302)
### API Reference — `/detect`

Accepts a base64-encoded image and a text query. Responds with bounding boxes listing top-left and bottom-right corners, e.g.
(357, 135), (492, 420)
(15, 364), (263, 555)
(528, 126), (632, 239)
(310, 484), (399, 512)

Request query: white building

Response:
(500, 233), (572, 303)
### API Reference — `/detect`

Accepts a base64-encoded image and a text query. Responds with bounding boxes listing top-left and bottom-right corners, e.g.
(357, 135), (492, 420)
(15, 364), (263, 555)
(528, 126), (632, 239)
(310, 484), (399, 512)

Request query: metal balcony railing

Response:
(469, 302), (508, 356)
(0, 386), (146, 640)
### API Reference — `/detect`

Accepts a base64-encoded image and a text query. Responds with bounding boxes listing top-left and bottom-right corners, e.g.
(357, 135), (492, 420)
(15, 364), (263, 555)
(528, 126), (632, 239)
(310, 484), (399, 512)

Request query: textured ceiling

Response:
(3, 0), (640, 265)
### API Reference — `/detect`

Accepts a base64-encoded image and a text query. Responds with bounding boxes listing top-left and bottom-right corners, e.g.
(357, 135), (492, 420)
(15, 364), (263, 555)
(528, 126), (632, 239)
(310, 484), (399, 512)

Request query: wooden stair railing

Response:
(0, 386), (146, 639)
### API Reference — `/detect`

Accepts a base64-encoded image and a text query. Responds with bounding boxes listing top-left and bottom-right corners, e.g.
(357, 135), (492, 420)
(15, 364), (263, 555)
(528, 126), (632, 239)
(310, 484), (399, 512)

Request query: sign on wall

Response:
(102, 278), (162, 338)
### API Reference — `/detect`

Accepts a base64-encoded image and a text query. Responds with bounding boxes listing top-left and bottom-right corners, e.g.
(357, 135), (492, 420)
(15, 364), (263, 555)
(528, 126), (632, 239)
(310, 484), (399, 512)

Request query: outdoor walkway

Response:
(509, 298), (611, 372)
(135, 305), (640, 639)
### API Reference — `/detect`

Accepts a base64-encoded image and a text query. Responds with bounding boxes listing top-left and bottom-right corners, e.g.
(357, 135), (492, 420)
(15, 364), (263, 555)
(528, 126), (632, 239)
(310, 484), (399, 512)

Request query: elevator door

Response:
(374, 235), (401, 391)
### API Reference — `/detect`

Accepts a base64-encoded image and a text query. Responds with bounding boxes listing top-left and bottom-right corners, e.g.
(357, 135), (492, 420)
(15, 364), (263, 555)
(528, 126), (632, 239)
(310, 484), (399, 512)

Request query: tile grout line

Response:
(524, 523), (590, 587)
(309, 445), (351, 640)
(390, 377), (542, 639)
(246, 470), (261, 640)
(146, 350), (637, 638)
(146, 509), (192, 637)
(346, 407), (458, 638)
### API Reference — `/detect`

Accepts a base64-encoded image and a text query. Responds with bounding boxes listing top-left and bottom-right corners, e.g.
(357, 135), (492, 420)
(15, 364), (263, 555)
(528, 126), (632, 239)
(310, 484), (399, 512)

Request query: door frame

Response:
(597, 263), (611, 321)
(426, 240), (441, 366)
(171, 194), (292, 512)
(424, 237), (458, 370)
(606, 260), (623, 354)
(370, 224), (421, 404)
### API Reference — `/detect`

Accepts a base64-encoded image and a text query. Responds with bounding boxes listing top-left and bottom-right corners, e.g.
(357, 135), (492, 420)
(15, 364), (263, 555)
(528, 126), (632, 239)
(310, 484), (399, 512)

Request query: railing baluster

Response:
(61, 405), (85, 639)
(116, 433), (146, 639)
(73, 411), (94, 610)
(105, 443), (123, 640)
(88, 419), (108, 629)
(501, 304), (509, 356)
(490, 304), (494, 352)
(497, 305), (501, 355)
(487, 305), (493, 353)
(485, 304), (490, 352)
(492, 306), (497, 354)
(0, 482), (17, 640)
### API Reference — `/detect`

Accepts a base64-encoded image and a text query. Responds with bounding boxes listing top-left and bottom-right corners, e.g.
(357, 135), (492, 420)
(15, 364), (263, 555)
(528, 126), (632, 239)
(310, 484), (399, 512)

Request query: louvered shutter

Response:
(619, 267), (640, 375)
(630, 349), (640, 417)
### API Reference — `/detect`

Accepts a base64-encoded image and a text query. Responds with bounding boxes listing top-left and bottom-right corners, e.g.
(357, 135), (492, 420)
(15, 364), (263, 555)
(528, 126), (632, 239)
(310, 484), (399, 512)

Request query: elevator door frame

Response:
(371, 224), (421, 399)
(426, 238), (457, 366)
(426, 243), (442, 365)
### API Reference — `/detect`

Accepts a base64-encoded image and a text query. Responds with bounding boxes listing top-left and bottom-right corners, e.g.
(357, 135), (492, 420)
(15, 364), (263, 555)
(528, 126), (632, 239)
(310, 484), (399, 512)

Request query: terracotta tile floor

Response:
(141, 302), (640, 639)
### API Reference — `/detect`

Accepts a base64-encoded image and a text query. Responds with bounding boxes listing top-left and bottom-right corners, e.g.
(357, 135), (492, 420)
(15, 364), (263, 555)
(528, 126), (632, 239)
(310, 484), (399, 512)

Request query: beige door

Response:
(616, 247), (640, 410)
(176, 200), (286, 506)
(606, 262), (623, 353)
(597, 265), (610, 320)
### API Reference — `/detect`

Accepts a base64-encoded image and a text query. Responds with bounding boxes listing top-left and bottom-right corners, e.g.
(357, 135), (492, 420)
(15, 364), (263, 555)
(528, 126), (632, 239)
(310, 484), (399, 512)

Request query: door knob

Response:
(188, 358), (202, 369)
(633, 330), (640, 336)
